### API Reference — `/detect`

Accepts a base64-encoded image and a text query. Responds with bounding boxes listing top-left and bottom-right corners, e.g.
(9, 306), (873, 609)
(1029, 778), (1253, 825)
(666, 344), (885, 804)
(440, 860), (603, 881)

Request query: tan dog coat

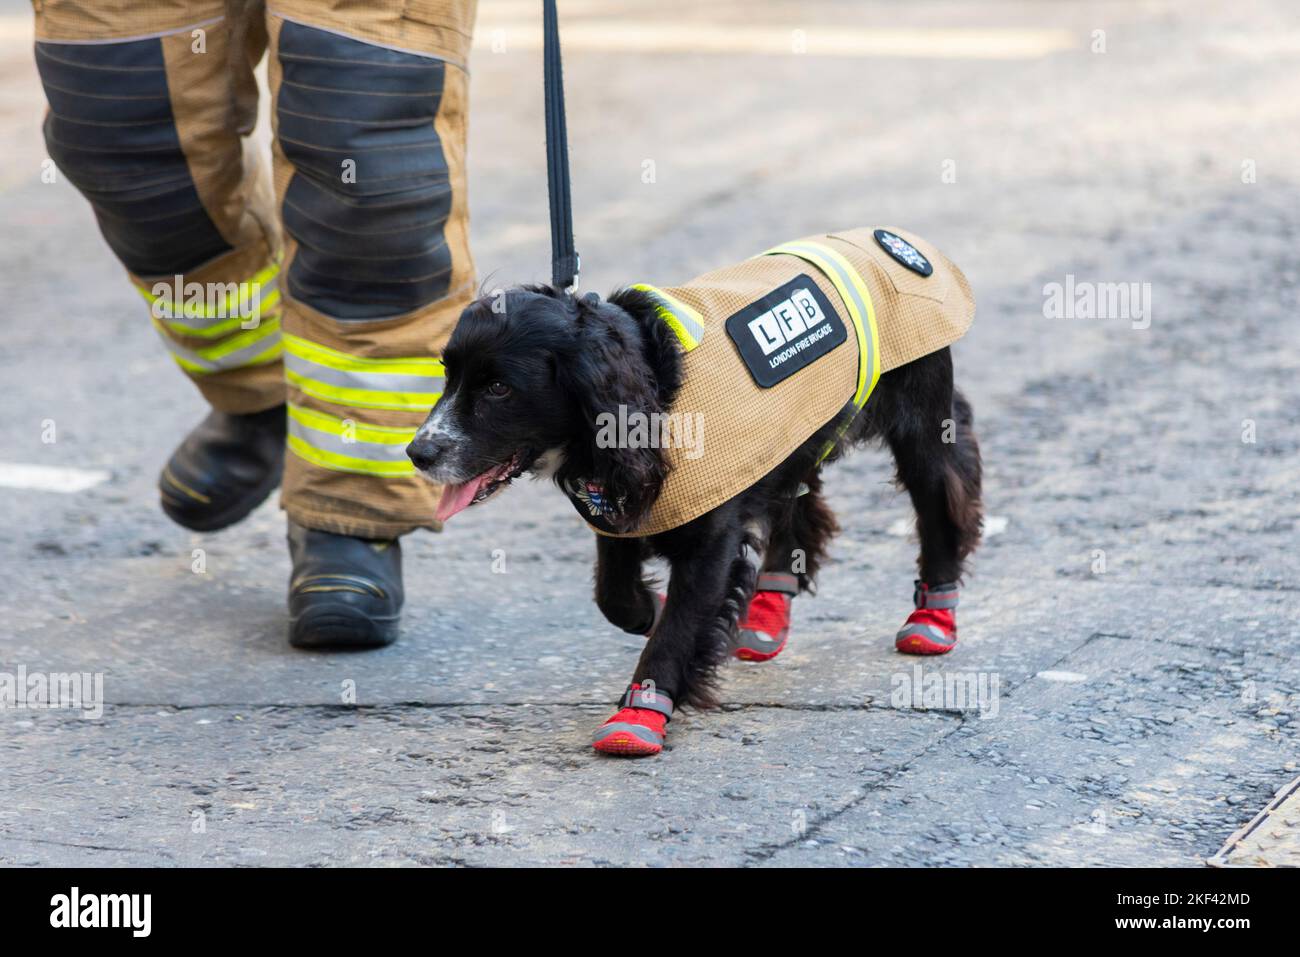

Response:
(564, 227), (975, 536)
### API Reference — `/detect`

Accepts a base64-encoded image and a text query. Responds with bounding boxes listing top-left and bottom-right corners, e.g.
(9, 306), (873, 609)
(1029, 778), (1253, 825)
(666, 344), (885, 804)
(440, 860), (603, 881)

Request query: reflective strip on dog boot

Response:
(592, 683), (674, 757)
(733, 571), (798, 662)
(913, 580), (959, 610)
(895, 580), (959, 655)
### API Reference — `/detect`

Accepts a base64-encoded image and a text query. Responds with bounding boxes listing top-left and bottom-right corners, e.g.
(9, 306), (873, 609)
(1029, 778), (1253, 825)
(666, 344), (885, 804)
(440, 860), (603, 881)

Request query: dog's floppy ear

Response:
(558, 297), (668, 533)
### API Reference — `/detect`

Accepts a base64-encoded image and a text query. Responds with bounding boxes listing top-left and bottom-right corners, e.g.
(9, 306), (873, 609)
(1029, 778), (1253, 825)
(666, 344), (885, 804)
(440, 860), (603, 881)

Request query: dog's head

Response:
(407, 285), (674, 532)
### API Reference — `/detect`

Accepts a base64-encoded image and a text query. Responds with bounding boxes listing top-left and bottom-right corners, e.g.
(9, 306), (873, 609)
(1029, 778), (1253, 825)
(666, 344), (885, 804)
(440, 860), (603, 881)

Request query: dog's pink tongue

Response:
(434, 473), (489, 523)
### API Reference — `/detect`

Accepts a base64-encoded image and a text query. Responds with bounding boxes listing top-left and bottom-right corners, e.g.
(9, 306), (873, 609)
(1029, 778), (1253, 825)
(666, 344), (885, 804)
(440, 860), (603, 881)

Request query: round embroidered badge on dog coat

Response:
(874, 229), (933, 277)
(563, 476), (626, 532)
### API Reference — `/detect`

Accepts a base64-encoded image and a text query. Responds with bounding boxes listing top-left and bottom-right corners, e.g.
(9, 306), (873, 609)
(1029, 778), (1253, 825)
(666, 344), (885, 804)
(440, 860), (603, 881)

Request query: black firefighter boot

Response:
(287, 521), (403, 649)
(159, 405), (287, 532)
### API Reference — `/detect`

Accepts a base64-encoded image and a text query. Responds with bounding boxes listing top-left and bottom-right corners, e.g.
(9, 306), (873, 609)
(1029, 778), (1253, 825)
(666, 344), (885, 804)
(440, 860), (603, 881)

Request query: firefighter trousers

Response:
(32, 0), (478, 538)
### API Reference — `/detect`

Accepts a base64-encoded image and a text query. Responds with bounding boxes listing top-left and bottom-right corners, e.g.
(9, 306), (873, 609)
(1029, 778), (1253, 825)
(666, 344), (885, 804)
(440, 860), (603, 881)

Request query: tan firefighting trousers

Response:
(32, 0), (477, 538)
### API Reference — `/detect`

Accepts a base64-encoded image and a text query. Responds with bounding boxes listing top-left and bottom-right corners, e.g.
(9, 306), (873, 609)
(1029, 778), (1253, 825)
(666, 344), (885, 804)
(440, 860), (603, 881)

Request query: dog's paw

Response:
(733, 573), (797, 661)
(591, 707), (666, 756)
(591, 683), (673, 756)
(895, 581), (959, 655)
(894, 622), (957, 655)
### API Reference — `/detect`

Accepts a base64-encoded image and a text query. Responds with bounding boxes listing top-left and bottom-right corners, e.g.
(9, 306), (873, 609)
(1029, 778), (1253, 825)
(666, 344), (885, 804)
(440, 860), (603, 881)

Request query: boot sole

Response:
(160, 464), (282, 533)
(289, 604), (400, 650)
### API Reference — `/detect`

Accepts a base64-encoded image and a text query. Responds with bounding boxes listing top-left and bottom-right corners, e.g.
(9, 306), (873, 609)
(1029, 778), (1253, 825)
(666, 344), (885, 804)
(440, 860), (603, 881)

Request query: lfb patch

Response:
(724, 274), (847, 388)
(874, 229), (933, 277)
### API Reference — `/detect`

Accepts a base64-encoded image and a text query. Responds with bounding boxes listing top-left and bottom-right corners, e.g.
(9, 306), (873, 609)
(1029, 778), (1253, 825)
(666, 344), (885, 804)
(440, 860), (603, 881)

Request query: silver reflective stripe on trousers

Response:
(287, 412), (411, 464)
(282, 352), (444, 399)
(154, 320), (281, 373)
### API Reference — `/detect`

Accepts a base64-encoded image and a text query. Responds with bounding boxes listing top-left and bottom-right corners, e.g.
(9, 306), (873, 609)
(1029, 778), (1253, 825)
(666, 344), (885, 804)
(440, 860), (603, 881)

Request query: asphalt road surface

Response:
(1, 0), (1297, 866)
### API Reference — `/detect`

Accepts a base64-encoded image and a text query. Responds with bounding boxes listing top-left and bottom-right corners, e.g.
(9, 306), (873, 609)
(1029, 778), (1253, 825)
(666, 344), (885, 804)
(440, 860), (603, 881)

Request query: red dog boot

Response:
(895, 580), (960, 655)
(733, 572), (799, 661)
(591, 683), (674, 757)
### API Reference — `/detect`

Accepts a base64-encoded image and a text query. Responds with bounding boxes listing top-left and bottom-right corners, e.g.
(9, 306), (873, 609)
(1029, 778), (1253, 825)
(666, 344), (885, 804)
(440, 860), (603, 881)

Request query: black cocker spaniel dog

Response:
(407, 283), (982, 756)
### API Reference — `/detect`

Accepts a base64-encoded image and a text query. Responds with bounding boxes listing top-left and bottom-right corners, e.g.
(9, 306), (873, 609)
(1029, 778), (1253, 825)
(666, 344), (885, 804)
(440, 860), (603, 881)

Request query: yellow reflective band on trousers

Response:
(151, 315), (283, 375)
(630, 283), (705, 352)
(282, 333), (445, 412)
(135, 263), (282, 339)
(286, 404), (417, 477)
(761, 240), (882, 461)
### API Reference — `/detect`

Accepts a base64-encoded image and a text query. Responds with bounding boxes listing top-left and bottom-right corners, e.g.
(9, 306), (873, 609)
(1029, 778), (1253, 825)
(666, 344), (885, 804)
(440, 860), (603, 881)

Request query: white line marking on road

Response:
(1037, 670), (1089, 683)
(0, 462), (110, 493)
(474, 23), (1077, 60)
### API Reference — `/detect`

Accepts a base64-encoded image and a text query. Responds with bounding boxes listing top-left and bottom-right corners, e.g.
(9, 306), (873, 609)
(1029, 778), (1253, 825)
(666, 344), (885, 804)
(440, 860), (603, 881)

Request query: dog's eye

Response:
(485, 381), (511, 399)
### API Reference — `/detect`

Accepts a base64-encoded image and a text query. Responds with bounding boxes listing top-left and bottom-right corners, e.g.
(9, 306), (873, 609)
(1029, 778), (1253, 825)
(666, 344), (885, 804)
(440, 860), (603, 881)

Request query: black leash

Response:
(543, 0), (579, 290)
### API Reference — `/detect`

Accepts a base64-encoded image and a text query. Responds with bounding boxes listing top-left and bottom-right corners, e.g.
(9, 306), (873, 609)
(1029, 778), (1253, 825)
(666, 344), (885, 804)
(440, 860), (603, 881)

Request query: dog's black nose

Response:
(406, 436), (445, 471)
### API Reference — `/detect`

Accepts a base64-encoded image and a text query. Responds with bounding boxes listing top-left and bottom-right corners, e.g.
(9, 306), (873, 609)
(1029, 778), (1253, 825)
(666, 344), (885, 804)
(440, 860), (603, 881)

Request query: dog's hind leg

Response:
(733, 471), (839, 661)
(762, 470), (838, 587)
(591, 513), (752, 757)
(886, 368), (983, 655)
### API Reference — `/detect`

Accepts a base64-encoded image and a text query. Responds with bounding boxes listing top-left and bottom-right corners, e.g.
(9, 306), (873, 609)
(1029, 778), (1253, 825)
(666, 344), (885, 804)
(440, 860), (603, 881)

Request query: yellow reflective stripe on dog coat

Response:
(570, 226), (975, 537)
(629, 283), (707, 351)
(761, 240), (882, 462)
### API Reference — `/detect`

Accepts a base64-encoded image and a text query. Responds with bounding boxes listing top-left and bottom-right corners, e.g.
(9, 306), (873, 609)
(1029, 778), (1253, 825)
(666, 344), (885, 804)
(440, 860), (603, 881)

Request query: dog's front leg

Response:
(593, 536), (661, 635)
(592, 519), (750, 757)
